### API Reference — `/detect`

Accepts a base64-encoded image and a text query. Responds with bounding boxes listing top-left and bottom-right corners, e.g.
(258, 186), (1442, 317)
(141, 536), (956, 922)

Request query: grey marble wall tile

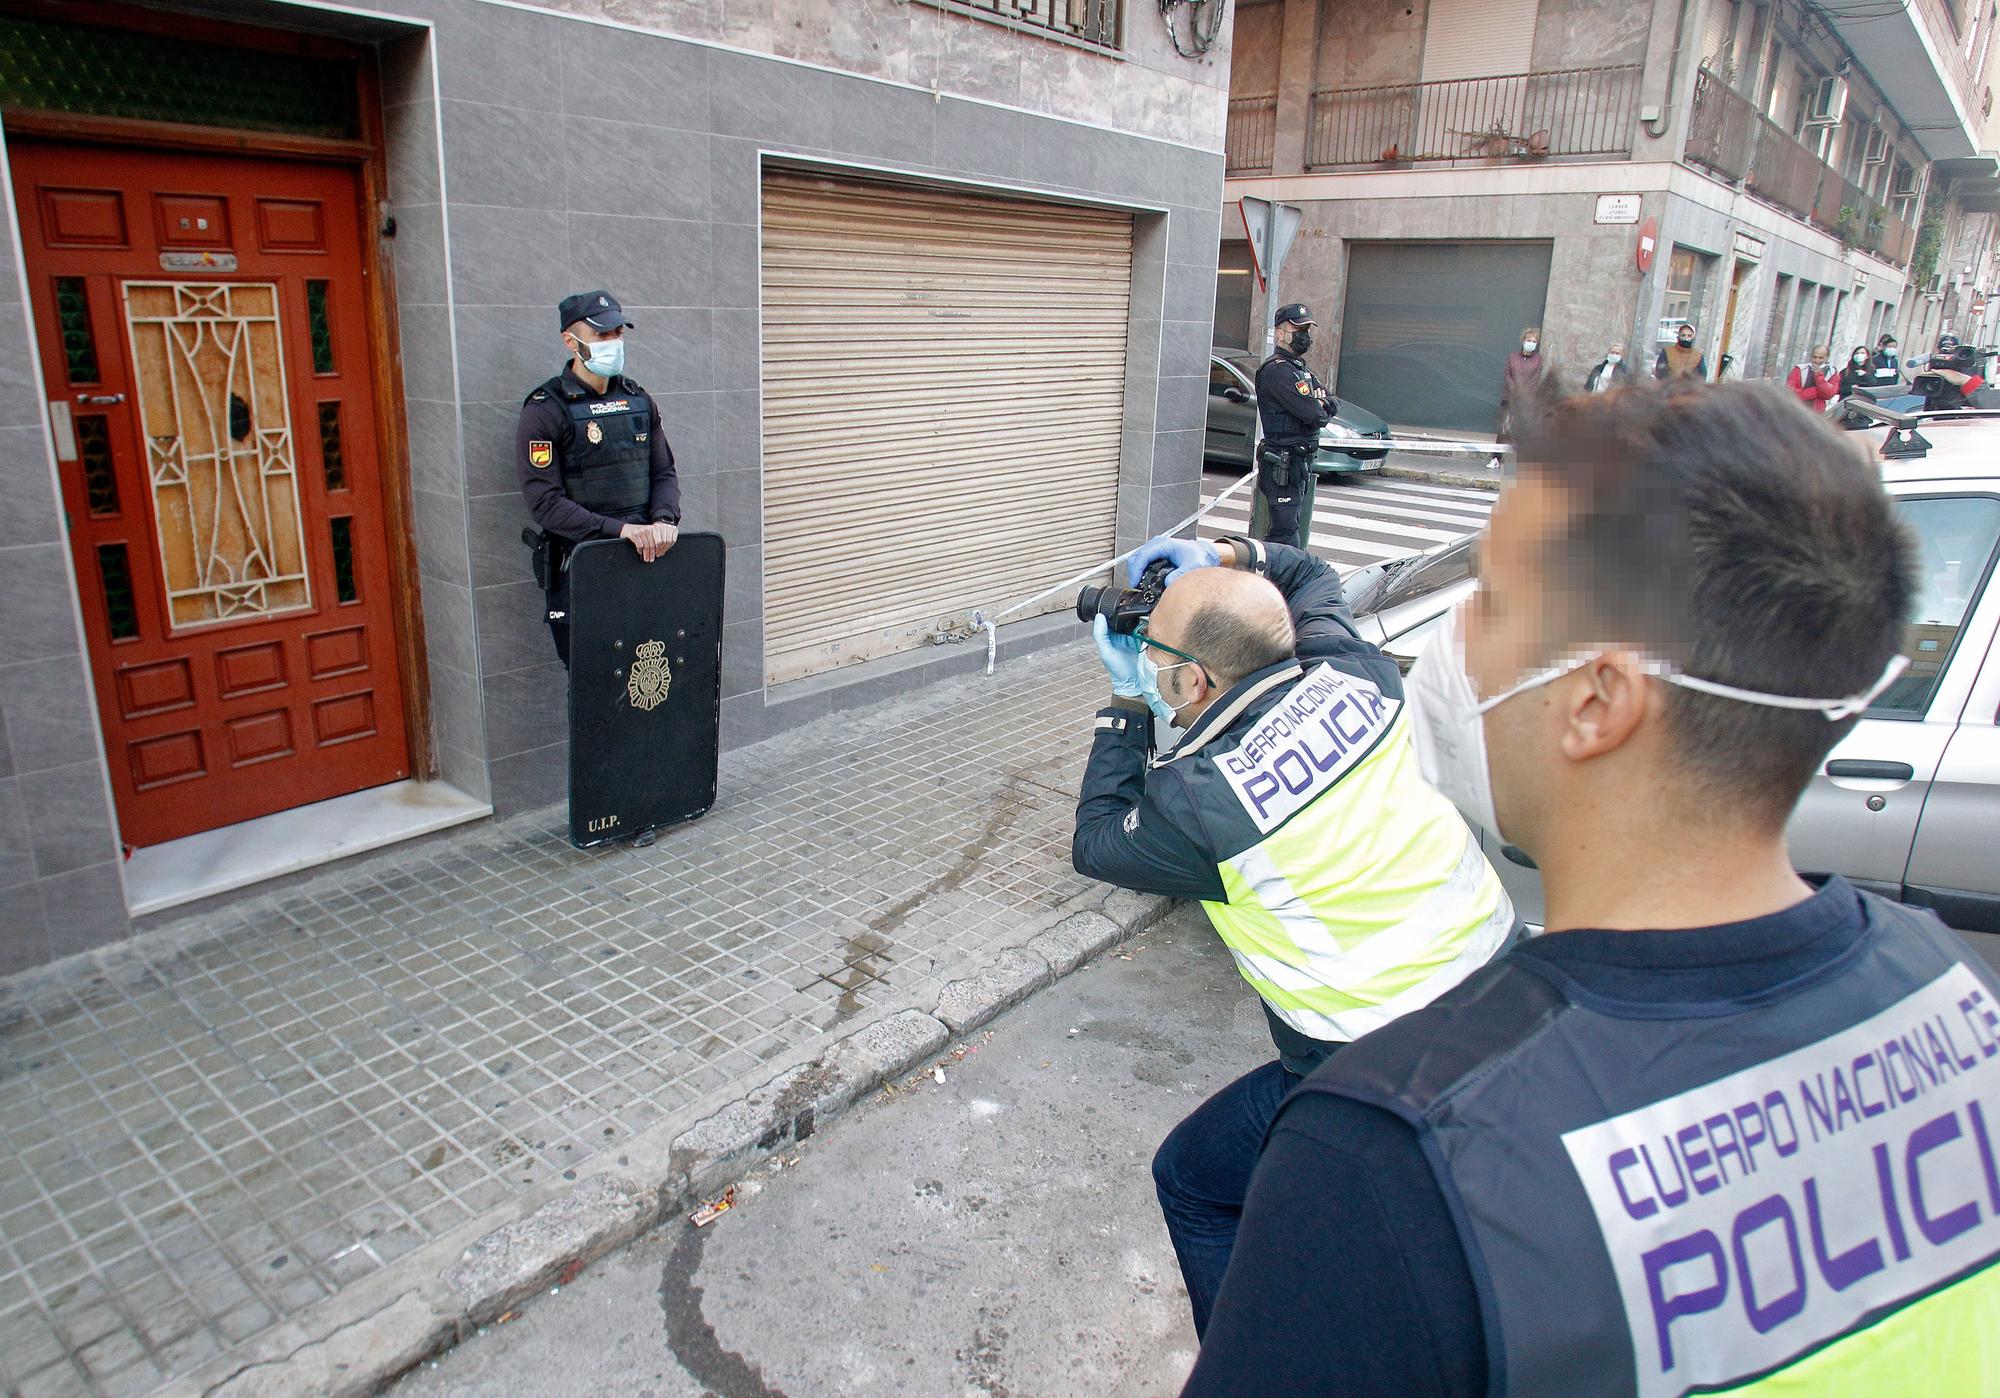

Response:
(1150, 430), (1206, 494)
(0, 545), (85, 664)
(1155, 373), (1208, 433)
(710, 50), (833, 149)
(1124, 317), (1164, 393)
(0, 427), (60, 548)
(436, 742), (490, 803)
(385, 97), (444, 206)
(722, 542), (762, 627)
(0, 655), (102, 776)
(0, 702), (12, 779)
(560, 23), (709, 133)
(655, 389), (715, 481)
(1167, 202), (1224, 267)
(466, 491), (536, 591)
(630, 311), (715, 394)
(708, 137), (764, 227)
(674, 470), (717, 531)
(447, 206), (569, 310)
(440, 100), (566, 212)
(473, 580), (553, 677)
(829, 79), (937, 168)
(40, 861), (128, 960)
(453, 305), (560, 407)
(428, 658), (486, 765)
(412, 487), (472, 587)
(0, 331), (45, 429)
(19, 761), (118, 879)
(0, 776), (35, 890)
(459, 398), (524, 500)
(708, 227), (761, 311)
(709, 391), (763, 470)
(481, 662), (566, 762)
(1129, 214), (1170, 318)
(564, 120), (711, 223)
(712, 308), (759, 390)
(719, 691), (778, 751)
(1161, 318), (1215, 378)
(404, 395), (465, 500)
(1164, 262), (1218, 325)
(711, 467), (763, 547)
(721, 616), (764, 700)
(379, 30), (432, 111)
(486, 739), (566, 816)
(933, 101), (1027, 183)
(433, 2), (563, 113)
(396, 303), (459, 404)
(566, 215), (710, 309)
(418, 575), (477, 677)
(388, 201), (450, 315)
(0, 880), (50, 976)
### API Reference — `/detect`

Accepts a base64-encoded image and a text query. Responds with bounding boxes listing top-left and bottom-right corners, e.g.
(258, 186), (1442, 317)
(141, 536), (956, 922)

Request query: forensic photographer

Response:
(1069, 534), (1516, 1339)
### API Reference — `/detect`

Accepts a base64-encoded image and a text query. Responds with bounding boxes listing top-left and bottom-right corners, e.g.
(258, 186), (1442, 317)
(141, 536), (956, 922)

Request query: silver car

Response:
(1356, 405), (2000, 944)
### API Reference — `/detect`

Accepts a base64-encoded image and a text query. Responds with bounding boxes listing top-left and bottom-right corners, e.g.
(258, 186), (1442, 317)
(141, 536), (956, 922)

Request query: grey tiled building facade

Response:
(0, 0), (1228, 973)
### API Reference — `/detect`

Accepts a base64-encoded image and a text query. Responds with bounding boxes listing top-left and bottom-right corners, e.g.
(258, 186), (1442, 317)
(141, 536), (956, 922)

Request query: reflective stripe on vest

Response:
(1201, 707), (1514, 1043)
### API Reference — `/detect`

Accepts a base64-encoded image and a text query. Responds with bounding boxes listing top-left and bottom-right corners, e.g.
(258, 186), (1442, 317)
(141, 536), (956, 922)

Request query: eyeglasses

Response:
(1134, 621), (1205, 670)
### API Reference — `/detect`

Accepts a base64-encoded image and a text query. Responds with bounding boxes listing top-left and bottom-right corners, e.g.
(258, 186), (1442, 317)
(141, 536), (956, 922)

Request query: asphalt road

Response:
(394, 905), (1269, 1398)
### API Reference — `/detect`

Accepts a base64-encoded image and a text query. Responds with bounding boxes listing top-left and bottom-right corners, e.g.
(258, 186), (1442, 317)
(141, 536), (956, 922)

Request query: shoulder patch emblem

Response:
(1297, 379), (1313, 394)
(528, 440), (553, 468)
(585, 421), (603, 445)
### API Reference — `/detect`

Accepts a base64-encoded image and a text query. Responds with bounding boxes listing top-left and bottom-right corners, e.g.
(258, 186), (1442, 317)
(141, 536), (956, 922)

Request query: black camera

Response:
(1076, 558), (1174, 634)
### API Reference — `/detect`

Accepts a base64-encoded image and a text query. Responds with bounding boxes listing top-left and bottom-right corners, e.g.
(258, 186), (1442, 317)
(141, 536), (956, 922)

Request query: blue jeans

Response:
(1152, 1059), (1304, 1337)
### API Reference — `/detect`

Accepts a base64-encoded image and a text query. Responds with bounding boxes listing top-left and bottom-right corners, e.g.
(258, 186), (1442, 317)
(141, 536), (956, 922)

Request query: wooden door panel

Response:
(12, 142), (410, 847)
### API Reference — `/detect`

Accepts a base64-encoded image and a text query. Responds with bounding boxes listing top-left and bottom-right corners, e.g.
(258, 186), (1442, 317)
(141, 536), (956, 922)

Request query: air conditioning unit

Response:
(1892, 165), (1922, 199)
(1863, 126), (1890, 165)
(1805, 74), (1849, 126)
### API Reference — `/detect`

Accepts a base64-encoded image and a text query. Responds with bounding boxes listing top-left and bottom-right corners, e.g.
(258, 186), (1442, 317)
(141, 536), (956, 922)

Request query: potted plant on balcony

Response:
(1836, 203), (1860, 245)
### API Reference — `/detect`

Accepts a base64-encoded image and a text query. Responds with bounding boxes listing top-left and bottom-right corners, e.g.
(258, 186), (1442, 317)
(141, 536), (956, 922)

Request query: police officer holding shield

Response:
(1251, 303), (1331, 550)
(517, 290), (680, 667)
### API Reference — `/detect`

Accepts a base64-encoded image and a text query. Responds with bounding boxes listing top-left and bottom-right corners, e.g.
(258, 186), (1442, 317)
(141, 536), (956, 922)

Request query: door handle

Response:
(1824, 759), (1915, 781)
(75, 393), (125, 405)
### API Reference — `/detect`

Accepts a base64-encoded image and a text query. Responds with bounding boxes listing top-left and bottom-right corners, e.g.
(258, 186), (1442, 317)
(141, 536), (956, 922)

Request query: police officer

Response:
(1251, 303), (1330, 550)
(517, 290), (680, 667)
(1185, 383), (1998, 1396)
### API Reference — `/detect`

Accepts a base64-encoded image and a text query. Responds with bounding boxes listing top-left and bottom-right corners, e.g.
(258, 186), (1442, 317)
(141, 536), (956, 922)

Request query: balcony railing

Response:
(1304, 65), (1642, 169)
(913, 0), (1120, 52)
(1686, 65), (1916, 268)
(1227, 96), (1277, 174)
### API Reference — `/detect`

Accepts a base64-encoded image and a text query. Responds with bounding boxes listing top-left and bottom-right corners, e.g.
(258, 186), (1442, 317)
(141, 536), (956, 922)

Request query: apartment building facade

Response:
(0, 0), (1229, 973)
(1221, 0), (1997, 432)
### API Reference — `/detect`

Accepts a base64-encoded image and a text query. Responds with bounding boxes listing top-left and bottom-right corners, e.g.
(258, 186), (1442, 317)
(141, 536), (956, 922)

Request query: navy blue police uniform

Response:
(1253, 303), (1331, 551)
(517, 291), (679, 667)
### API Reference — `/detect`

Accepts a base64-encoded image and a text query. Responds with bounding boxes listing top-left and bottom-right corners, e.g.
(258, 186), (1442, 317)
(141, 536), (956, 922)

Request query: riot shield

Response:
(566, 533), (725, 848)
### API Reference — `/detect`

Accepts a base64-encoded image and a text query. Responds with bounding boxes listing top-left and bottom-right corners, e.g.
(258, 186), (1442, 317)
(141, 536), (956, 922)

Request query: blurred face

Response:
(1464, 475), (1573, 842)
(1677, 327), (1696, 347)
(1810, 348), (1829, 369)
(1608, 342), (1625, 358)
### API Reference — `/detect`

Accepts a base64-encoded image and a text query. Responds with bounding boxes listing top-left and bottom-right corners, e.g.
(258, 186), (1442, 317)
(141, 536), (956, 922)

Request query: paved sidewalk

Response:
(0, 641), (1134, 1398)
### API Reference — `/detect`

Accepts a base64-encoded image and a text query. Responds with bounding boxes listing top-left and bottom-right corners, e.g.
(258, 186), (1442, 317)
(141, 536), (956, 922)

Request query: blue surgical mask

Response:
(1136, 651), (1196, 726)
(572, 335), (625, 379)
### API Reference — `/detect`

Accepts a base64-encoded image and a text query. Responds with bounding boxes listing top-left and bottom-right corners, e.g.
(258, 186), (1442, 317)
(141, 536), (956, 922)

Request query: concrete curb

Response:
(1380, 463), (1502, 491)
(168, 888), (1177, 1397)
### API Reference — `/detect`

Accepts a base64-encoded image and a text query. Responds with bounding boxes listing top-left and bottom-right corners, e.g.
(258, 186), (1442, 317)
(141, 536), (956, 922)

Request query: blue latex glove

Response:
(1092, 614), (1144, 698)
(1126, 536), (1220, 586)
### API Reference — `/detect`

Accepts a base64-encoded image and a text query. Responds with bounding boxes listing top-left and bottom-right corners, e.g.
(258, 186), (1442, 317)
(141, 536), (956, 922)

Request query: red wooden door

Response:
(12, 142), (410, 848)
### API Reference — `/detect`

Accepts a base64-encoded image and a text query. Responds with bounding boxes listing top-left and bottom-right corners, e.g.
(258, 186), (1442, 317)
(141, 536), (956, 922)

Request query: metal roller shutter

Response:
(1419, 0), (1536, 84)
(759, 171), (1133, 685)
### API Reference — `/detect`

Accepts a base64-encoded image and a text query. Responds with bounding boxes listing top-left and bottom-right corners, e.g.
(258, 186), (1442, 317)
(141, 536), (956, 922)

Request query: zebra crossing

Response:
(1196, 472), (1496, 571)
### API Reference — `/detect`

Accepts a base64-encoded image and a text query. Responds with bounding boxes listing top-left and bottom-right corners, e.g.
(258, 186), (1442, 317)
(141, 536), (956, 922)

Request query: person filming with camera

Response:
(1069, 532), (1517, 1340)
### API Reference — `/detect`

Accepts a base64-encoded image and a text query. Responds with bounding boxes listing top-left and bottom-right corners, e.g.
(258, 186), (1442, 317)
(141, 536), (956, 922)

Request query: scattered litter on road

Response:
(932, 1066), (947, 1085)
(870, 1263), (890, 1273)
(496, 1311), (520, 1325)
(1067, 1027), (1079, 1037)
(689, 1187), (737, 1227)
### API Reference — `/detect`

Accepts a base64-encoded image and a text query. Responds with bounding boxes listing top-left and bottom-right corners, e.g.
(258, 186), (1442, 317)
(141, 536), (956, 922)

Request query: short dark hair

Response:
(1179, 598), (1296, 690)
(1517, 380), (1914, 826)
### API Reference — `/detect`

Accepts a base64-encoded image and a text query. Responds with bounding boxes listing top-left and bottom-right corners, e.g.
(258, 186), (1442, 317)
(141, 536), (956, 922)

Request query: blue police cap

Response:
(558, 290), (634, 331)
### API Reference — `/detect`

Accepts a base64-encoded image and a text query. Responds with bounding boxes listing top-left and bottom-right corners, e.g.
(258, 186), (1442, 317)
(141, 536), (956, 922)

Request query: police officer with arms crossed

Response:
(517, 290), (680, 668)
(1250, 303), (1331, 550)
(1184, 381), (2000, 1396)
(1070, 531), (1516, 1340)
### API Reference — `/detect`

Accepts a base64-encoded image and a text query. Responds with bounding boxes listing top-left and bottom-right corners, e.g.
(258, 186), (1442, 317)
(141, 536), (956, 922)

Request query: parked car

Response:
(1350, 405), (2000, 947)
(1205, 351), (1392, 476)
(1334, 340), (1509, 434)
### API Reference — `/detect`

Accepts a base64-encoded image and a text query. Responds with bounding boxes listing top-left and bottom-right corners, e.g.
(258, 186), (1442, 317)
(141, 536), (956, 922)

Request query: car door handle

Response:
(1825, 759), (1915, 781)
(75, 393), (125, 405)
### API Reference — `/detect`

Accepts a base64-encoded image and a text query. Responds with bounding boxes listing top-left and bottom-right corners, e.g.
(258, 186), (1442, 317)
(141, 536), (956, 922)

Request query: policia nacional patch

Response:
(528, 440), (553, 468)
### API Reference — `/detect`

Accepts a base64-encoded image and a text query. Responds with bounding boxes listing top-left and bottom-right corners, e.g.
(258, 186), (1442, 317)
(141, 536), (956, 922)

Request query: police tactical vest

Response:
(1297, 889), (2000, 1396)
(1256, 350), (1324, 449)
(1154, 658), (1516, 1055)
(531, 375), (652, 517)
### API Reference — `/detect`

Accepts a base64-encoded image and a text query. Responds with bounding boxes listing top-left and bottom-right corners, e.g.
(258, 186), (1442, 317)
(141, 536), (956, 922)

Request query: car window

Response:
(1872, 494), (2000, 717)
(1209, 362), (1241, 395)
(1381, 541), (1475, 608)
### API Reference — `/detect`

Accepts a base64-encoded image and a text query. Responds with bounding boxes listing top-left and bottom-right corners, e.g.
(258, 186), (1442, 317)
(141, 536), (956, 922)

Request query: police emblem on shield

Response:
(628, 639), (671, 712)
(586, 420), (604, 444)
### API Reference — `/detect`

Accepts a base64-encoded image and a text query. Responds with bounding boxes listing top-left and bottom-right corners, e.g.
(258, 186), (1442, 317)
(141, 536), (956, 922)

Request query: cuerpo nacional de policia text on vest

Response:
(1299, 891), (2000, 1395)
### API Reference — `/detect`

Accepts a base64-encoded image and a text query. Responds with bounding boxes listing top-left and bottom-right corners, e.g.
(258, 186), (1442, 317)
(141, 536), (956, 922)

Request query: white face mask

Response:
(1522, 340), (1539, 354)
(1404, 603), (1911, 846)
(570, 334), (625, 379)
(1605, 352), (1622, 365)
